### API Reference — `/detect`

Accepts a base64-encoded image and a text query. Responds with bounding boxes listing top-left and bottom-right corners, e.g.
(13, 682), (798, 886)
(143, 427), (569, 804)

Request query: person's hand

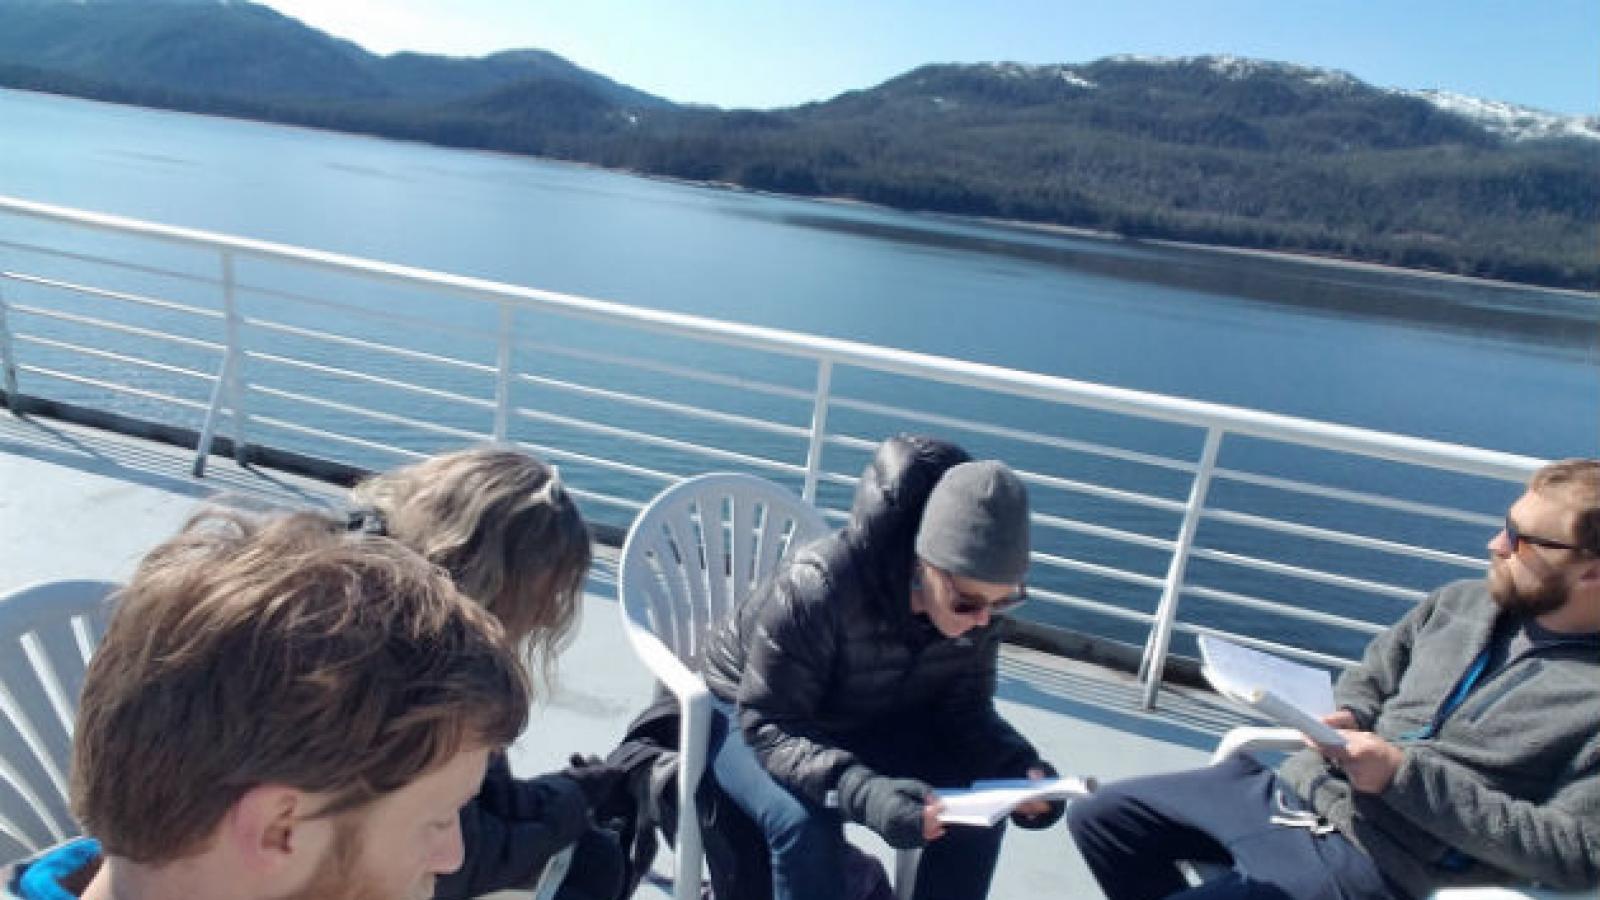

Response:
(1321, 708), (1360, 730)
(1012, 766), (1053, 819)
(1010, 762), (1067, 830)
(922, 794), (947, 843)
(838, 766), (934, 850)
(1322, 731), (1405, 794)
(560, 753), (627, 809)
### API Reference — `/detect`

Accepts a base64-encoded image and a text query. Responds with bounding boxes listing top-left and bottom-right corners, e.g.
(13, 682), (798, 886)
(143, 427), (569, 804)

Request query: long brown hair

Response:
(350, 445), (592, 687)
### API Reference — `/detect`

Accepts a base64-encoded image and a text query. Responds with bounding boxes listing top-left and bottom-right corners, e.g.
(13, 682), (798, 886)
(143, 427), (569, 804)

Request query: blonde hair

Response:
(350, 446), (592, 686)
(72, 510), (529, 863)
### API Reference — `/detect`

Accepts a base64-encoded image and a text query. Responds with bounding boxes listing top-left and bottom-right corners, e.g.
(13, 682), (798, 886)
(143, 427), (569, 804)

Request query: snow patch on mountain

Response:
(1400, 89), (1600, 142)
(1106, 54), (1360, 90)
(980, 61), (1096, 89)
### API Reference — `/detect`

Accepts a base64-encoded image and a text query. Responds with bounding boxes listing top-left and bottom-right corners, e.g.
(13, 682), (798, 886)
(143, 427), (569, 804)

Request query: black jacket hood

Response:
(842, 433), (971, 623)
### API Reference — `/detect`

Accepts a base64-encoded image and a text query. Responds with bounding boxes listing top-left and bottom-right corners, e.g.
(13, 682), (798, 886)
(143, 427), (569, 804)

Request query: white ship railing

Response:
(0, 195), (1543, 707)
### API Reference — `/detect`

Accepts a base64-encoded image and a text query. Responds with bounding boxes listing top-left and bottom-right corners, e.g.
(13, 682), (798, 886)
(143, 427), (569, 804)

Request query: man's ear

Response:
(224, 785), (328, 876)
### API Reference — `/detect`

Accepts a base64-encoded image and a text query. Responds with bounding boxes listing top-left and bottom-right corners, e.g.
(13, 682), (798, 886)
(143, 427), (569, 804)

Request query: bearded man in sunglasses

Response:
(1067, 458), (1600, 900)
(701, 435), (1062, 900)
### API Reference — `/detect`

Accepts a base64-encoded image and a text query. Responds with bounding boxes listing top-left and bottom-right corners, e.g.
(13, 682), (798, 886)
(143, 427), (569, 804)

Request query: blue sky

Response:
(257, 0), (1598, 115)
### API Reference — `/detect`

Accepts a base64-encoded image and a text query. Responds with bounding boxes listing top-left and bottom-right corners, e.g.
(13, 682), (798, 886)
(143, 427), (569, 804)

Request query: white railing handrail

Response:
(0, 194), (1544, 481)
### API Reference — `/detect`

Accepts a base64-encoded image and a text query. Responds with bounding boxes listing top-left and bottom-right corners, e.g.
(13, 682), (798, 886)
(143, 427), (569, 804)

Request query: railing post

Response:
(494, 304), (513, 443)
(191, 250), (249, 477)
(1137, 427), (1224, 709)
(801, 358), (833, 503)
(0, 278), (20, 413)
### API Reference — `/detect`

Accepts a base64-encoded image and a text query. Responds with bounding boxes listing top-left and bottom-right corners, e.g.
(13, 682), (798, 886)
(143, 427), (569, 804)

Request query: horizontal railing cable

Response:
(512, 337), (818, 403)
(1028, 586), (1158, 624)
(1210, 466), (1503, 529)
(1200, 507), (1487, 570)
(19, 364), (209, 411)
(512, 438), (680, 485)
(512, 406), (804, 476)
(1031, 510), (1178, 553)
(246, 350), (493, 410)
(828, 393), (1206, 475)
(0, 243), (222, 289)
(18, 335), (215, 382)
(249, 384), (488, 443)
(4, 272), (222, 319)
(1175, 621), (1354, 669)
(514, 372), (811, 440)
(1186, 546), (1426, 601)
(246, 319), (493, 374)
(1181, 583), (1390, 635)
(250, 414), (425, 461)
(1029, 551), (1167, 590)
(14, 305), (223, 352)
(561, 486), (645, 513)
(1020, 469), (1189, 514)
(242, 282), (505, 344)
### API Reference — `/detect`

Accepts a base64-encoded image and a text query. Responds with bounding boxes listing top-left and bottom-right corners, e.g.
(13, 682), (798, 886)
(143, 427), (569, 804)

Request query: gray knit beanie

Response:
(914, 460), (1030, 584)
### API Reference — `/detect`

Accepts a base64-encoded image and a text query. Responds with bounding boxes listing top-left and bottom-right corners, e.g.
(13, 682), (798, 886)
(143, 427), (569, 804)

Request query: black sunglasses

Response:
(935, 567), (1028, 616)
(1504, 516), (1587, 554)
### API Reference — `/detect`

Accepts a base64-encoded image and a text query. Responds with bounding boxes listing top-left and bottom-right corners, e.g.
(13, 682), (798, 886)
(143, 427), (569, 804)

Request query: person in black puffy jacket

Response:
(701, 434), (1064, 900)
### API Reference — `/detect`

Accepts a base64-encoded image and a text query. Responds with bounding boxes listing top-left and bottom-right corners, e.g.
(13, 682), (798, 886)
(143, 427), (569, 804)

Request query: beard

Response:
(1488, 560), (1570, 618)
(272, 816), (416, 900)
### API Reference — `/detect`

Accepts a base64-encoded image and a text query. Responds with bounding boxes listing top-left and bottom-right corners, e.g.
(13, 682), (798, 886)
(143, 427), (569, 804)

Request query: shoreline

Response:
(621, 167), (1599, 301)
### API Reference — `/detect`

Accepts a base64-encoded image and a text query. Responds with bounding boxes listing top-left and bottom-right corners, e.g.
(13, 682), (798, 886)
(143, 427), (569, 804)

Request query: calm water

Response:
(3, 88), (1597, 653)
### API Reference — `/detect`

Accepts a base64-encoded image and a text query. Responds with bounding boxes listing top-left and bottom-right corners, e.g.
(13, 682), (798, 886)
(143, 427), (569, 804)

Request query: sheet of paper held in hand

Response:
(1198, 635), (1347, 748)
(936, 776), (1093, 827)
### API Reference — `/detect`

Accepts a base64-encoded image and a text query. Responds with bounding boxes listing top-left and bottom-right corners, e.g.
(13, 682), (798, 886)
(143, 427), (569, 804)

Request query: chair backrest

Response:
(619, 474), (830, 671)
(0, 580), (117, 862)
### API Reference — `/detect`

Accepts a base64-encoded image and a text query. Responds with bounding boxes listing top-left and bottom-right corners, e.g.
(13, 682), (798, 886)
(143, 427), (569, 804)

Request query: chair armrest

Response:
(1210, 727), (1306, 764)
(620, 620), (706, 702)
(619, 620), (714, 900)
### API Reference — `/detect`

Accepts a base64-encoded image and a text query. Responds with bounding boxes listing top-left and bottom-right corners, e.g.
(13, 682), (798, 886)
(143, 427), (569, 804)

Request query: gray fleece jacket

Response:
(1279, 579), (1600, 898)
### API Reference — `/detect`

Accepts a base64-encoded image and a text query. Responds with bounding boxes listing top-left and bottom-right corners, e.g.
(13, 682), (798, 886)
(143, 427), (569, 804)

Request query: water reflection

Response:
(741, 207), (1600, 358)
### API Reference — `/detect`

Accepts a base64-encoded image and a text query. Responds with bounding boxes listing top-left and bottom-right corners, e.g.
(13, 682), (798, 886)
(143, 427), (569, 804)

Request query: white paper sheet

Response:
(935, 776), (1092, 827)
(1198, 635), (1346, 747)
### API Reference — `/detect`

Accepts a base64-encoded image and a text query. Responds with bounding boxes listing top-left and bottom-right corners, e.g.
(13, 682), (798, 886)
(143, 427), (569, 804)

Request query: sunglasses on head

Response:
(1504, 516), (1588, 554)
(933, 567), (1028, 616)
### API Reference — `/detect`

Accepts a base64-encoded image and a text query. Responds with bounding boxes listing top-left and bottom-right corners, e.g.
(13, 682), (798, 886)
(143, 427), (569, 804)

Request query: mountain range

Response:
(1, 0), (1596, 290)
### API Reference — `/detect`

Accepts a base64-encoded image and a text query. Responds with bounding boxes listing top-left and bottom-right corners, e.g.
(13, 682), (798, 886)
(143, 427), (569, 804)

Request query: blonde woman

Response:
(351, 446), (627, 900)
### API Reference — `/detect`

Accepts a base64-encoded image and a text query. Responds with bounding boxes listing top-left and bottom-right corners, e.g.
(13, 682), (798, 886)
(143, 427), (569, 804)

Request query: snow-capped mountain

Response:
(968, 55), (1597, 144)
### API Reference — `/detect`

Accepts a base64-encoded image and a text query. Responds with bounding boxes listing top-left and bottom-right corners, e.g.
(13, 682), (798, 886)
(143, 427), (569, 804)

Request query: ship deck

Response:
(0, 410), (1265, 899)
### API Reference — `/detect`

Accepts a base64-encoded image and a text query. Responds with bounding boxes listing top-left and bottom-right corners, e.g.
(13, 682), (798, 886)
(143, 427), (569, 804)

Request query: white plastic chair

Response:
(618, 473), (835, 900)
(1207, 727), (1589, 900)
(0, 579), (117, 863)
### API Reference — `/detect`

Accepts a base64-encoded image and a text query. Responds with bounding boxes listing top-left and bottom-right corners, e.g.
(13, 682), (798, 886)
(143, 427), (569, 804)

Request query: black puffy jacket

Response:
(701, 435), (1041, 808)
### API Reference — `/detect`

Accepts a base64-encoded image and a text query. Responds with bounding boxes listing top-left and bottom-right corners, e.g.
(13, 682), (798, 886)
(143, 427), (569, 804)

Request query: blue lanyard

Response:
(1401, 645), (1493, 742)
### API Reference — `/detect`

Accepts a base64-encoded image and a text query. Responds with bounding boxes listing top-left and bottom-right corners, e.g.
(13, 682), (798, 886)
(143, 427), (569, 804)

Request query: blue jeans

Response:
(1066, 753), (1404, 900)
(709, 709), (1006, 900)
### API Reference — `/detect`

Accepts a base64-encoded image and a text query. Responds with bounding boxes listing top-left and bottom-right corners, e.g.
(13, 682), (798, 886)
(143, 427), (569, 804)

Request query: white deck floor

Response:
(0, 410), (1260, 899)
